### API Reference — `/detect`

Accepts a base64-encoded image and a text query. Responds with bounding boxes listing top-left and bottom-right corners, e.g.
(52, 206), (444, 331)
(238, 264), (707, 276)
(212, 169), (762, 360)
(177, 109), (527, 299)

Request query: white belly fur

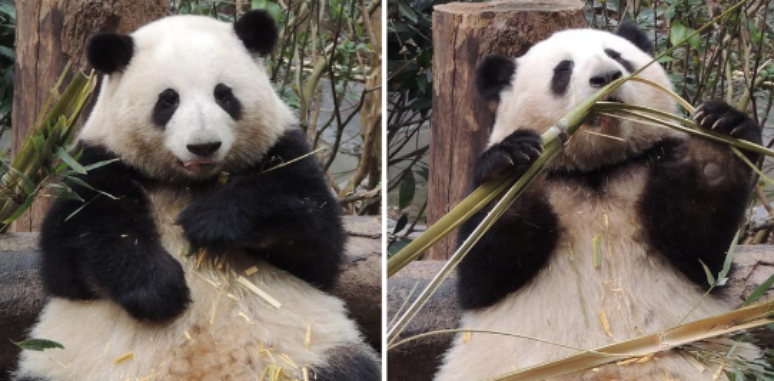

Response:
(435, 166), (735, 381)
(17, 188), (363, 381)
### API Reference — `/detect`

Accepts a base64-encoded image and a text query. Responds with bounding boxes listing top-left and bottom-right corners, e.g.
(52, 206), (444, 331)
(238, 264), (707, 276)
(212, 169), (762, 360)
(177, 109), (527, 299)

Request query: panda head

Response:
(478, 22), (680, 171)
(79, 10), (295, 181)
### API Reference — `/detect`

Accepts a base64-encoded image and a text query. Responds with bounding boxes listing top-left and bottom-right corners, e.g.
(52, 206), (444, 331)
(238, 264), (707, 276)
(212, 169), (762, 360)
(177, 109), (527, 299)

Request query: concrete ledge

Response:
(387, 246), (774, 381)
(0, 216), (382, 374)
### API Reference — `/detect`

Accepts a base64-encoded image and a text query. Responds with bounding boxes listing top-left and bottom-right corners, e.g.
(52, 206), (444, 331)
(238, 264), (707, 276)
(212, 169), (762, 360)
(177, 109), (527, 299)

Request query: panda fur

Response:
(14, 11), (379, 381)
(434, 22), (762, 381)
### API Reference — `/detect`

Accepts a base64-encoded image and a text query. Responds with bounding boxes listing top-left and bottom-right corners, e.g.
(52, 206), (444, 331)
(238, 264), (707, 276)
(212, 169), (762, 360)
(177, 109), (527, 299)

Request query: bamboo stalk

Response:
(489, 301), (774, 381)
(387, 83), (613, 343)
(0, 68), (97, 230)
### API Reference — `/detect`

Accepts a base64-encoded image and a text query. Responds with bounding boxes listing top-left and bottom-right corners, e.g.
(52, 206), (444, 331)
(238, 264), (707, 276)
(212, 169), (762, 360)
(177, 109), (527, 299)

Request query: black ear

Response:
(475, 54), (516, 102)
(616, 21), (653, 55)
(234, 10), (279, 56)
(87, 33), (134, 74)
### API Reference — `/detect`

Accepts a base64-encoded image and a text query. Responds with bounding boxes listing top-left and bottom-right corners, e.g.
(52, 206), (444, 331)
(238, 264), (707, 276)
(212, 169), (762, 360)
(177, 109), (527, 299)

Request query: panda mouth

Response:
(587, 96), (623, 130)
(181, 160), (217, 173)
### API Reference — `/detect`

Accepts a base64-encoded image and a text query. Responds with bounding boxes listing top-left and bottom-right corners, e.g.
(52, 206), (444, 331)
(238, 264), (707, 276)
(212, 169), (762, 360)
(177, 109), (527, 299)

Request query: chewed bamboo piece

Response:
(236, 276), (282, 309)
(488, 300), (774, 381)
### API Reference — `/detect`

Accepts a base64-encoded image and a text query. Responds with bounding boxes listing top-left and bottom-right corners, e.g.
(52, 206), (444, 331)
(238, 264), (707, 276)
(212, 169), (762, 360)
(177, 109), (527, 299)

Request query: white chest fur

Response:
(18, 187), (361, 381)
(435, 166), (734, 381)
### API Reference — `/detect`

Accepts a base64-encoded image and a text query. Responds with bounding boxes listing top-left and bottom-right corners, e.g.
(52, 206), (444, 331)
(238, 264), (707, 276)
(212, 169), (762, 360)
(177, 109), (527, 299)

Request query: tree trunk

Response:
(427, 0), (587, 259)
(10, 0), (168, 232)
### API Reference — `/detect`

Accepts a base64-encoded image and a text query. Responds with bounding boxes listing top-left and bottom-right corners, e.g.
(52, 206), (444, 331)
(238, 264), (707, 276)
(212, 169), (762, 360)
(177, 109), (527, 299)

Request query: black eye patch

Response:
(214, 83), (243, 120)
(605, 49), (635, 73)
(551, 60), (573, 96)
(152, 88), (179, 127)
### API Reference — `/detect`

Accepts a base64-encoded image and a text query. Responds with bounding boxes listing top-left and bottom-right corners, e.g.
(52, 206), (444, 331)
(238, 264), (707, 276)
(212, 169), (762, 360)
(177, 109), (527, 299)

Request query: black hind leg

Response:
(313, 346), (380, 381)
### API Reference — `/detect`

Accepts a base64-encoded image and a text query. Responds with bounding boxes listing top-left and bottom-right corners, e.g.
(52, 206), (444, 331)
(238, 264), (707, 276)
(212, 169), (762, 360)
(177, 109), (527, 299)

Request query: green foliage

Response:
(0, 68), (100, 231)
(14, 338), (64, 352)
(0, 0), (15, 131)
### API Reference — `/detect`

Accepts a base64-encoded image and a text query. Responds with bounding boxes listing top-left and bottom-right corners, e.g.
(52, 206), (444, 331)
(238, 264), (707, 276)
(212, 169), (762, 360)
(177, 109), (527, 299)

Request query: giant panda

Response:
(13, 11), (379, 381)
(434, 22), (763, 381)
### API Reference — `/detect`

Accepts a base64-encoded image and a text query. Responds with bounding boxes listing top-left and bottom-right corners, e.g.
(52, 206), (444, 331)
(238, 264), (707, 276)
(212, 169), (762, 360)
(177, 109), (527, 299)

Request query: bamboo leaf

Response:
(717, 231), (740, 286)
(80, 158), (119, 172)
(394, 213), (408, 234)
(64, 175), (119, 200)
(398, 170), (415, 210)
(742, 274), (774, 306)
(47, 183), (83, 202)
(55, 147), (86, 175)
(700, 259), (716, 286)
(13, 338), (64, 352)
(2, 192), (36, 224)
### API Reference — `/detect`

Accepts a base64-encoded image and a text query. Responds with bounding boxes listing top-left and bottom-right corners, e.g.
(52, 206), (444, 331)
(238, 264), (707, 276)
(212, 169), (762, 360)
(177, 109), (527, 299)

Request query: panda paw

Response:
(113, 249), (191, 322)
(694, 101), (762, 145)
(177, 197), (252, 250)
(473, 129), (543, 185)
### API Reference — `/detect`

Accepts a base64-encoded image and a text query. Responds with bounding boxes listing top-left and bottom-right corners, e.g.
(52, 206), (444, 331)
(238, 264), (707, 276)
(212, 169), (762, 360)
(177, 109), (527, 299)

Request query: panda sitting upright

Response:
(434, 22), (762, 381)
(14, 11), (379, 381)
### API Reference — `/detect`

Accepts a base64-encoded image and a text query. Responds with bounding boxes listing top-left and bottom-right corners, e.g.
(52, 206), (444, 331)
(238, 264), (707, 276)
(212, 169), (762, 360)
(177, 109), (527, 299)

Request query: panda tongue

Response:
(184, 160), (214, 172)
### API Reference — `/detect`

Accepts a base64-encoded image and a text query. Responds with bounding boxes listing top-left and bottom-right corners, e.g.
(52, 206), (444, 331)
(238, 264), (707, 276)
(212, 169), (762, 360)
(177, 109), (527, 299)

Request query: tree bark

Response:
(427, 0), (587, 259)
(10, 0), (168, 232)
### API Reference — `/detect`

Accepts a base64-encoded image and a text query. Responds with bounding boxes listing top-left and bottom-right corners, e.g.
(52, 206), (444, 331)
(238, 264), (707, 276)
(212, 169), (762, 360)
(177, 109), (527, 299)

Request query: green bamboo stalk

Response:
(0, 68), (97, 230)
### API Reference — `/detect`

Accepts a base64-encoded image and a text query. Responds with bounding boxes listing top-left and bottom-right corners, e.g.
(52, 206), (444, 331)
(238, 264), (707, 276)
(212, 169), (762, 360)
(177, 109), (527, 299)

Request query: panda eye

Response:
(605, 49), (622, 59)
(214, 84), (235, 103)
(554, 60), (573, 72)
(158, 89), (179, 108)
(152, 89), (180, 127)
(214, 83), (243, 120)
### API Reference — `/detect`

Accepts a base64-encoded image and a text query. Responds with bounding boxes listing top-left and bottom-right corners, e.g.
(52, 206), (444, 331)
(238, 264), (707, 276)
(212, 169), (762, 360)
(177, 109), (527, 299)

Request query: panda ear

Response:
(87, 33), (134, 74)
(475, 54), (516, 102)
(616, 21), (654, 55)
(234, 10), (279, 56)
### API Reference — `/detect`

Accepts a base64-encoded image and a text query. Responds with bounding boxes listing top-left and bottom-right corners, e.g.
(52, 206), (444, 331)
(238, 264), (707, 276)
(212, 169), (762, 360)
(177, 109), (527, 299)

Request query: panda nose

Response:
(187, 142), (222, 157)
(589, 70), (622, 88)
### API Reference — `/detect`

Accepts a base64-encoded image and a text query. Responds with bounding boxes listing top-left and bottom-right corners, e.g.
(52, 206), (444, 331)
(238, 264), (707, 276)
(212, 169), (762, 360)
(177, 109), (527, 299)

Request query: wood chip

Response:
(237, 276), (281, 308)
(598, 309), (613, 339)
(245, 266), (259, 276)
(462, 327), (472, 344)
(305, 323), (312, 349)
(113, 351), (134, 364)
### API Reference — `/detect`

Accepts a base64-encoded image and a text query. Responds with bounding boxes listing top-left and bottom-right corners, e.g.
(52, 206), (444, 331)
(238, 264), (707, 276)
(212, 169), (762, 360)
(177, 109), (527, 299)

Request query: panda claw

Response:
(730, 126), (745, 137)
(711, 118), (725, 130)
(693, 110), (705, 121)
(700, 115), (713, 127)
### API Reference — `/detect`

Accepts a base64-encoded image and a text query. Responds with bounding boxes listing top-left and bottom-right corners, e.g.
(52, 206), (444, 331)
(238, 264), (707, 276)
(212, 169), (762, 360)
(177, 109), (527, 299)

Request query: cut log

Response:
(0, 216), (382, 374)
(387, 246), (774, 381)
(427, 0), (587, 259)
(11, 0), (168, 232)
